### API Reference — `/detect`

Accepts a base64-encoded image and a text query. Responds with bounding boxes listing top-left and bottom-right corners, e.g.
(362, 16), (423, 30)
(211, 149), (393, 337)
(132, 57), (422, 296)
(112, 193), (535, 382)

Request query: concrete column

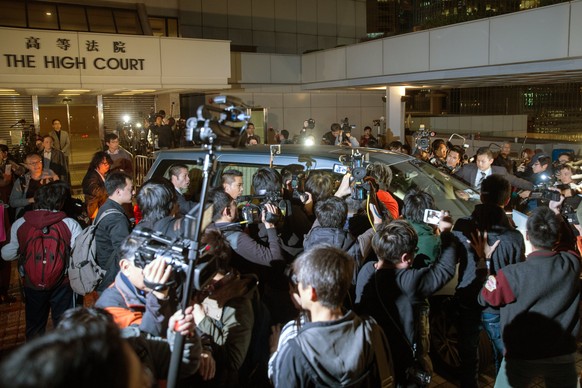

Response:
(385, 86), (405, 141)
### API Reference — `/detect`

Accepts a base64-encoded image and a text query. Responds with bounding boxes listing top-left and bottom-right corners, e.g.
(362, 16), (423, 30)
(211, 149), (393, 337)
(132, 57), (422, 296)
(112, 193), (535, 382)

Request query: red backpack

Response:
(17, 212), (72, 290)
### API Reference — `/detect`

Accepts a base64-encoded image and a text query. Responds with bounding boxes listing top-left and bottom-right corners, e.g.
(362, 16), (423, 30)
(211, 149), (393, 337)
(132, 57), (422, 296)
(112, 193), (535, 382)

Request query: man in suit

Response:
(40, 135), (68, 182)
(455, 147), (533, 192)
(169, 164), (195, 215)
(49, 119), (71, 161)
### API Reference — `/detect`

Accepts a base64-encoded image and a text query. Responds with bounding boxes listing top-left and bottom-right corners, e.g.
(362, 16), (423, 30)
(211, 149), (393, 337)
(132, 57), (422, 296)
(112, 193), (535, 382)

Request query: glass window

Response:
(149, 16), (179, 37)
(149, 17), (166, 37)
(114, 9), (142, 35)
(58, 4), (88, 31)
(167, 18), (179, 37)
(87, 7), (115, 33)
(28, 2), (58, 30)
(0, 0), (26, 27)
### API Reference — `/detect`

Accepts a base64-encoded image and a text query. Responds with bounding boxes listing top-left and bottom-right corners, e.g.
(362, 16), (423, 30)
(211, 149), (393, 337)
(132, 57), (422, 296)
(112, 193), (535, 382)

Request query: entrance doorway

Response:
(38, 98), (101, 187)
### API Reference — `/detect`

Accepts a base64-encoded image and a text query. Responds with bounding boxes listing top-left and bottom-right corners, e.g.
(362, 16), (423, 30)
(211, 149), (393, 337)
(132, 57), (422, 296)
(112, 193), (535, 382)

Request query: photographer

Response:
(519, 154), (553, 212)
(554, 163), (582, 225)
(95, 234), (175, 337)
(303, 196), (381, 283)
(302, 171), (336, 218)
(191, 231), (262, 387)
(249, 167), (311, 259)
(355, 218), (457, 387)
(209, 188), (283, 272)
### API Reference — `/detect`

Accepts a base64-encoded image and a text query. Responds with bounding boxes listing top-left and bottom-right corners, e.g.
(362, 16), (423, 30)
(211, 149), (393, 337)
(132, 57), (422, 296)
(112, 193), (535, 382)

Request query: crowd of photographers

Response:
(2, 131), (582, 387)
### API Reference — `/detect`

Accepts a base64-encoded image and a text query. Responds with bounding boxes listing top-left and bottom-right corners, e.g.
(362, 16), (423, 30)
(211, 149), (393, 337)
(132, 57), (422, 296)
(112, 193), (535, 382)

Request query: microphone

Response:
(10, 119), (25, 128)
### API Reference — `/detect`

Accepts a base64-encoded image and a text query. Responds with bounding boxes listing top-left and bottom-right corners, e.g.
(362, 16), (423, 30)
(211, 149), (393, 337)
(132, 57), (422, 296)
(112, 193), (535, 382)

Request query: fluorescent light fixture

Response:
(62, 89), (90, 93)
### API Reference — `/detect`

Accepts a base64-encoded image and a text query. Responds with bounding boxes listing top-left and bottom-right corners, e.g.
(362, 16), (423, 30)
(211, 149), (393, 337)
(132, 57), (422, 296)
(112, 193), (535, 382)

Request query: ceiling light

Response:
(62, 89), (90, 93)
(46, 12), (52, 16)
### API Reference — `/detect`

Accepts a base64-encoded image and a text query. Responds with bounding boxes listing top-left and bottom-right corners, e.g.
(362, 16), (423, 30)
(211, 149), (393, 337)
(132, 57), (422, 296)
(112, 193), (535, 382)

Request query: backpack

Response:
(68, 209), (122, 295)
(17, 211), (72, 290)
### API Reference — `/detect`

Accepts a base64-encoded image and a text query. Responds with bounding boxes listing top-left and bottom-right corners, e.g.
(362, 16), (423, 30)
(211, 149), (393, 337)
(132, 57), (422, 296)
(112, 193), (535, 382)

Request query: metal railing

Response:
(134, 155), (155, 187)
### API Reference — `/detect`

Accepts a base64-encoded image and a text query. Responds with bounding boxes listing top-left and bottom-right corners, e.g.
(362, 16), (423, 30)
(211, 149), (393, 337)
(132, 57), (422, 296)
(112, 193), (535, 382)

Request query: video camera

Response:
(414, 124), (435, 151)
(185, 95), (251, 147)
(561, 202), (580, 225)
(341, 117), (356, 134)
(237, 192), (291, 224)
(528, 182), (561, 202)
(132, 228), (218, 292)
(338, 149), (372, 201)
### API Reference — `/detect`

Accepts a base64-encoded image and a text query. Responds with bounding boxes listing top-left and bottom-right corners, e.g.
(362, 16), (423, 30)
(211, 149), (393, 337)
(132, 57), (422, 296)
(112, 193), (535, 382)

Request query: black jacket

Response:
(354, 232), (457, 383)
(479, 249), (580, 359)
(95, 199), (131, 292)
(454, 204), (526, 310)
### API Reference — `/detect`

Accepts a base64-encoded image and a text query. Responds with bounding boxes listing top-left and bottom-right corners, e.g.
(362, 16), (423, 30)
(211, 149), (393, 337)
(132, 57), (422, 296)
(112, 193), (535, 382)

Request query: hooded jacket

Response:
(1, 209), (82, 264)
(271, 311), (393, 387)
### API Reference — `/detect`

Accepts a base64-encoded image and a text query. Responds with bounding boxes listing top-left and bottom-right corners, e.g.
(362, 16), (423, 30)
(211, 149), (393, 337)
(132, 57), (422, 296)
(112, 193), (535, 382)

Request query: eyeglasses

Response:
(27, 160), (42, 166)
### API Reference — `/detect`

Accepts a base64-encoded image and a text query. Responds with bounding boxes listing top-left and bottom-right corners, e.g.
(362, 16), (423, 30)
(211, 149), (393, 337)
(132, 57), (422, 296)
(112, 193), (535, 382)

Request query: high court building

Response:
(1, 0), (582, 164)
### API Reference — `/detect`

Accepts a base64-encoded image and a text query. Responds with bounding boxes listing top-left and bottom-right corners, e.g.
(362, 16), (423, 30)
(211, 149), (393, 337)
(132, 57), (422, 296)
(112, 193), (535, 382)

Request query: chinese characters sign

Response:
(5, 35), (145, 71)
(0, 27), (230, 89)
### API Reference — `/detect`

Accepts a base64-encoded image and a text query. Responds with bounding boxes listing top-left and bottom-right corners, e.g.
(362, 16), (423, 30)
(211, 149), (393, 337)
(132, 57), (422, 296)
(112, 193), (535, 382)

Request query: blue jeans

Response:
(481, 312), (504, 373)
(494, 354), (578, 388)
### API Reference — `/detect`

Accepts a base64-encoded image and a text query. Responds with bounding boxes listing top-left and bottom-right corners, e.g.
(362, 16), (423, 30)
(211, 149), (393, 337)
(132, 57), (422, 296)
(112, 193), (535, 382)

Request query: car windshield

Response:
(385, 158), (478, 220)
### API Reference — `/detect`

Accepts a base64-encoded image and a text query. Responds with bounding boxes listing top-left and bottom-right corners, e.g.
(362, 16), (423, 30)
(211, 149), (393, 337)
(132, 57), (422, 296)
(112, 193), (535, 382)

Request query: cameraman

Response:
(519, 154), (552, 211)
(321, 123), (359, 147)
(250, 168), (311, 258)
(208, 188), (283, 271)
(95, 234), (175, 337)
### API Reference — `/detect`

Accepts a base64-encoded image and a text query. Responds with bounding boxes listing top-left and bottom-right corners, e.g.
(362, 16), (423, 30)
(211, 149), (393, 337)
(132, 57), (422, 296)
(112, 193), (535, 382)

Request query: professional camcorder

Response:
(341, 117), (356, 134)
(237, 192), (291, 224)
(132, 228), (218, 292)
(414, 124), (435, 151)
(185, 95), (251, 147)
(339, 149), (369, 200)
(528, 182), (561, 202)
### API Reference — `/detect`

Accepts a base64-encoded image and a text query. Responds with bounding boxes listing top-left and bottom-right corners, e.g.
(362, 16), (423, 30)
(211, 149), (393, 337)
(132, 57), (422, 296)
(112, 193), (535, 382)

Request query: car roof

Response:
(148, 144), (416, 172)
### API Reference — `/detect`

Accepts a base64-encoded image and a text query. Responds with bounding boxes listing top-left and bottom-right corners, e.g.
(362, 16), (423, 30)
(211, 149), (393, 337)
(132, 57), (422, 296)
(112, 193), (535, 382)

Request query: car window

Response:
(218, 164), (260, 195)
(388, 159), (478, 220)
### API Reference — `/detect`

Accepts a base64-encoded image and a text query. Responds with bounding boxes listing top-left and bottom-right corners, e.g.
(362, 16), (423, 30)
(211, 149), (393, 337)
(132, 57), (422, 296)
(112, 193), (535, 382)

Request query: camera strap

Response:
(144, 278), (175, 292)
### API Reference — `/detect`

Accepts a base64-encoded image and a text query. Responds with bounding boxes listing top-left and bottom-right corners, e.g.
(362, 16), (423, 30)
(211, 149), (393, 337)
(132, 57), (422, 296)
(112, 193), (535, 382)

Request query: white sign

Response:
(0, 27), (230, 89)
